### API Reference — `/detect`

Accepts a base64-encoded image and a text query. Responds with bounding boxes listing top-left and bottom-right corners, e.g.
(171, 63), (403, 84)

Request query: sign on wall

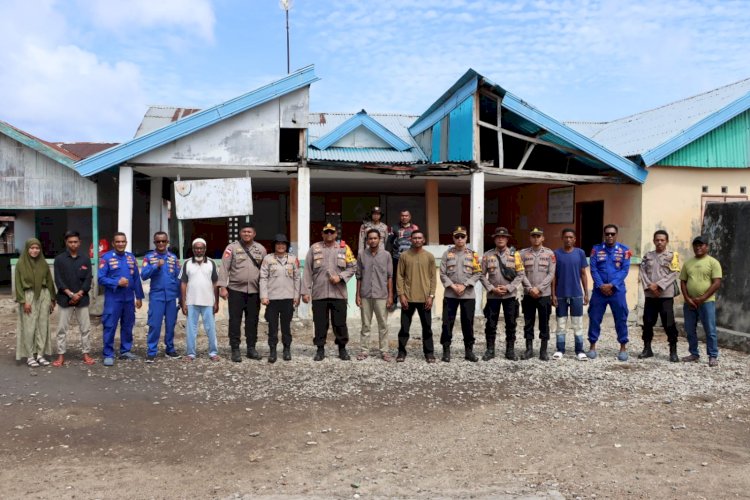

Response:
(548, 186), (574, 224)
(174, 178), (253, 220)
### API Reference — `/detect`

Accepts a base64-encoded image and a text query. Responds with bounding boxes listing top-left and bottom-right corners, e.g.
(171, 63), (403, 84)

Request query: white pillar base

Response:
(470, 170), (485, 315)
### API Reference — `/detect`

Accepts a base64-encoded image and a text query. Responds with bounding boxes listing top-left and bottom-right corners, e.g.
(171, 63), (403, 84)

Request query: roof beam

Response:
(482, 163), (625, 183)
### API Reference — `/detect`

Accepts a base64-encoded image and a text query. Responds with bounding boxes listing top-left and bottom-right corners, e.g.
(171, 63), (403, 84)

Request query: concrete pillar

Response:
(118, 165), (134, 251)
(470, 171), (485, 315)
(289, 178), (298, 244)
(425, 179), (440, 244)
(296, 166), (310, 257)
(149, 176), (163, 240)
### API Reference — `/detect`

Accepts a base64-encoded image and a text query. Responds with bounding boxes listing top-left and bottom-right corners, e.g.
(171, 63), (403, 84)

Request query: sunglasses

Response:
(154, 240), (168, 244)
(604, 232), (617, 236)
(323, 230), (336, 234)
(453, 235), (466, 239)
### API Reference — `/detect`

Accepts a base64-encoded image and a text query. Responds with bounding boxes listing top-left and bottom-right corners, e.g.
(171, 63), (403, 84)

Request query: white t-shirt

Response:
(179, 258), (218, 306)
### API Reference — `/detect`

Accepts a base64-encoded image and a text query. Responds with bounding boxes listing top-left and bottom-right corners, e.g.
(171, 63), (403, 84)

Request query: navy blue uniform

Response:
(141, 250), (181, 357)
(588, 242), (631, 344)
(98, 250), (144, 358)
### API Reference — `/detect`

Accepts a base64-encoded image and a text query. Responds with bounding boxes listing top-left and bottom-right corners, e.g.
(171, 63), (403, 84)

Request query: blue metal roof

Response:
(308, 113), (427, 163)
(76, 66), (320, 176)
(311, 110), (411, 151)
(410, 69), (647, 183)
(565, 77), (750, 165)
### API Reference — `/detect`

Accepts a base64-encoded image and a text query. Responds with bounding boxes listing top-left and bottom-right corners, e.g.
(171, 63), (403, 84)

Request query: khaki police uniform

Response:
(439, 246), (482, 352)
(519, 246), (556, 342)
(302, 241), (357, 348)
(260, 252), (300, 350)
(640, 249), (681, 345)
(219, 240), (267, 352)
(480, 247), (525, 350)
(358, 221), (389, 255)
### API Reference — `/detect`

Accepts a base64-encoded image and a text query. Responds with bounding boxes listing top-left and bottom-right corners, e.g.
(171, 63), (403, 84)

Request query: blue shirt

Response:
(590, 242), (631, 293)
(141, 250), (181, 301)
(554, 247), (588, 298)
(98, 250), (145, 302)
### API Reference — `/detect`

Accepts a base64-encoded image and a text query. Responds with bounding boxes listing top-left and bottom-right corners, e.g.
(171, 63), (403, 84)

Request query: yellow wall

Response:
(639, 167), (749, 258)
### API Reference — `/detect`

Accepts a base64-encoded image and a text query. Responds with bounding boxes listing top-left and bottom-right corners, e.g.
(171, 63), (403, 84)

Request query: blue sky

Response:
(1, 0), (749, 142)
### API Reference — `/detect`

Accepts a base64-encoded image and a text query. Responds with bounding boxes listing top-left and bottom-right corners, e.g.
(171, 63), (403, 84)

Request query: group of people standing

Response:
(14, 207), (724, 368)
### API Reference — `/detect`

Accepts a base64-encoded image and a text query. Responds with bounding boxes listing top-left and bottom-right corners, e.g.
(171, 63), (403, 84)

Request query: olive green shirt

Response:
(679, 255), (722, 302)
(396, 249), (436, 303)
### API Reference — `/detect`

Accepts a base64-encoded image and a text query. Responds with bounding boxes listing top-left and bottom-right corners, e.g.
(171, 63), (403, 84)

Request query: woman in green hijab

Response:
(15, 238), (56, 366)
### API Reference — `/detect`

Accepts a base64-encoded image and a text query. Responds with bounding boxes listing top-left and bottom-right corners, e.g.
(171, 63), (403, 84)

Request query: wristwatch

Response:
(429, 294), (435, 298)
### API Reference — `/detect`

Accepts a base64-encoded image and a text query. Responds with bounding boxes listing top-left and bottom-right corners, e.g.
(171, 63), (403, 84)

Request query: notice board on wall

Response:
(174, 178), (253, 220)
(548, 186), (574, 224)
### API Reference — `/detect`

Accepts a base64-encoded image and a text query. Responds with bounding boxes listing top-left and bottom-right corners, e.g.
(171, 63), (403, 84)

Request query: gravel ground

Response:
(1, 296), (749, 499)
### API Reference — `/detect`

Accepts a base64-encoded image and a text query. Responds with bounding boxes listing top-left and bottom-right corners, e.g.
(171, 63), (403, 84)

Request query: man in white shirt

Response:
(179, 238), (220, 361)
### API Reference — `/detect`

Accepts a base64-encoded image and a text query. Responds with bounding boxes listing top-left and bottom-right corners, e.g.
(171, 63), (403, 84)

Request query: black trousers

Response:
(265, 299), (294, 347)
(483, 298), (518, 345)
(392, 257), (400, 304)
(398, 302), (434, 356)
(440, 297), (475, 348)
(642, 297), (679, 343)
(522, 295), (552, 341)
(311, 299), (348, 347)
(228, 288), (260, 349)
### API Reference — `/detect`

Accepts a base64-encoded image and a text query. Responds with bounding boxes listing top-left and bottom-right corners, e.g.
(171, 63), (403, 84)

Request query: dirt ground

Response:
(1, 297), (749, 499)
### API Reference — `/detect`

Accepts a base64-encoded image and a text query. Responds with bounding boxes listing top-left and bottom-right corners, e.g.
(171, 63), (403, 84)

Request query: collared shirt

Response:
(53, 251), (92, 307)
(439, 246), (482, 299)
(179, 257), (218, 306)
(218, 240), (267, 294)
(356, 246), (393, 299)
(520, 246), (556, 297)
(480, 247), (525, 299)
(98, 250), (144, 302)
(590, 242), (632, 293)
(640, 249), (680, 298)
(141, 249), (181, 301)
(302, 241), (357, 300)
(358, 221), (390, 255)
(396, 248), (436, 303)
(259, 253), (301, 300)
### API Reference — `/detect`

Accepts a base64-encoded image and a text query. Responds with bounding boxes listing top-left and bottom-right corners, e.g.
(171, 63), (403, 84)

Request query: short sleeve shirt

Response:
(554, 247), (588, 298)
(679, 255), (722, 302)
(180, 258), (218, 306)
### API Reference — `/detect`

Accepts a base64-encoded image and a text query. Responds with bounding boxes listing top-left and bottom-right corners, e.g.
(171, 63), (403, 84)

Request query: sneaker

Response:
(586, 350), (598, 360)
(165, 351), (181, 359)
(118, 352), (139, 361)
(617, 351), (629, 362)
(145, 355), (156, 364)
(103, 357), (114, 367)
(552, 351), (564, 360)
(708, 357), (719, 367)
(576, 352), (588, 361)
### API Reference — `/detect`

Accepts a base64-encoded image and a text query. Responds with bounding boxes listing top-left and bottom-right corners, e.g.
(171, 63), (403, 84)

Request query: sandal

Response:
(27, 357), (39, 367)
(356, 352), (368, 361)
(209, 355), (220, 362)
(36, 355), (50, 366)
(381, 353), (394, 362)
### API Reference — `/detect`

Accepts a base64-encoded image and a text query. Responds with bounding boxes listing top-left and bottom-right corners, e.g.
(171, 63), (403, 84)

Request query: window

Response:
(279, 128), (300, 162)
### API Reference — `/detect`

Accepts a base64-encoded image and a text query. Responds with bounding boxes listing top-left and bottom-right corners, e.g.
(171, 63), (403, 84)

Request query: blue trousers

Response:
(683, 302), (719, 359)
(146, 298), (178, 356)
(587, 290), (629, 344)
(102, 300), (136, 358)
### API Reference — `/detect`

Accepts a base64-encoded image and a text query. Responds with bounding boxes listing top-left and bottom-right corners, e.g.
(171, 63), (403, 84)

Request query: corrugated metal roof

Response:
(308, 112), (428, 163)
(0, 120), (80, 166)
(566, 77), (750, 161)
(76, 65), (320, 176)
(134, 107), (200, 138)
(56, 142), (119, 159)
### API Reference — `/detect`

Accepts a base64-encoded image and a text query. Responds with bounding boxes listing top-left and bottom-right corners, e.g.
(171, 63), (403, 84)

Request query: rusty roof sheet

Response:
(56, 142), (119, 159)
(134, 106), (201, 138)
(0, 120), (80, 166)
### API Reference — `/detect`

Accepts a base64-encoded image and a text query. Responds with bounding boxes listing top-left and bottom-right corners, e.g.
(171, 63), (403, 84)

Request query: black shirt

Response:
(54, 251), (93, 307)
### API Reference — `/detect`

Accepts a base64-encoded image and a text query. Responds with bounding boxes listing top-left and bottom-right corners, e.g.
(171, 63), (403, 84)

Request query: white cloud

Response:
(85, 0), (216, 42)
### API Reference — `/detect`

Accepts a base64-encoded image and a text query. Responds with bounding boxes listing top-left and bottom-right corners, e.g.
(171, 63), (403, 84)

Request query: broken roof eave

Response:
(641, 92), (750, 166)
(75, 65), (320, 177)
(311, 111), (411, 151)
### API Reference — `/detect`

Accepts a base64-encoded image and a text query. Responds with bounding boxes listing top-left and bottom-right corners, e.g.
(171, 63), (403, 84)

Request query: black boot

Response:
(464, 348), (478, 362)
(268, 345), (277, 364)
(669, 342), (678, 362)
(231, 348), (242, 363)
(539, 340), (549, 361)
(521, 339), (534, 360)
(247, 346), (262, 360)
(482, 342), (495, 361)
(505, 343), (518, 361)
(283, 345), (292, 361)
(338, 346), (351, 361)
(638, 341), (654, 359)
(442, 346), (451, 362)
(313, 347), (325, 361)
